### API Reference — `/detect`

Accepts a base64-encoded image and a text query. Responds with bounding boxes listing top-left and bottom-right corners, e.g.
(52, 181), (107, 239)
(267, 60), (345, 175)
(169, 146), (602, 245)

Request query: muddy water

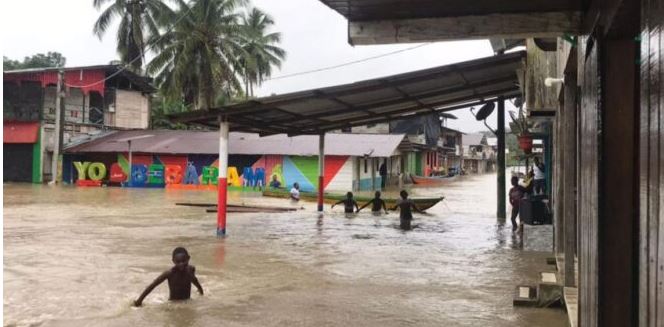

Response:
(4, 174), (566, 327)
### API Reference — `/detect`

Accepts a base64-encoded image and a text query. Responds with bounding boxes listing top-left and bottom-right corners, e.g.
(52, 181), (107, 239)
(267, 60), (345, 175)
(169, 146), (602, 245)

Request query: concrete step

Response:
(513, 285), (538, 307)
(538, 271), (563, 307)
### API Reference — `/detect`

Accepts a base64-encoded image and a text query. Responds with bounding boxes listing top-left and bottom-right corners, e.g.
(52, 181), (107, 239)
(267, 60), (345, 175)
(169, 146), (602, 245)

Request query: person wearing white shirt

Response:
(532, 157), (546, 195)
(289, 182), (300, 201)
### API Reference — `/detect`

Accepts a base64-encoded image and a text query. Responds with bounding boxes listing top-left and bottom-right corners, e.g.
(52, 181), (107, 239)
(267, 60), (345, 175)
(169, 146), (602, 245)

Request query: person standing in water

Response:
(532, 156), (546, 195)
(379, 161), (388, 190)
(289, 182), (300, 201)
(134, 247), (204, 307)
(392, 190), (423, 230)
(357, 191), (389, 215)
(508, 176), (527, 231)
(332, 192), (360, 214)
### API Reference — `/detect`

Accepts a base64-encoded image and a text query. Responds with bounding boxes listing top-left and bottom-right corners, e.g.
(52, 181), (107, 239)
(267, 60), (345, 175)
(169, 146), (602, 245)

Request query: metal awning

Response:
(170, 51), (525, 136)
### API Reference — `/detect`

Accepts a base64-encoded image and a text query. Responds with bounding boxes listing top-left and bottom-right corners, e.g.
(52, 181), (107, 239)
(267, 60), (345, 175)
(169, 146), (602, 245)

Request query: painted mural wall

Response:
(66, 153), (355, 192)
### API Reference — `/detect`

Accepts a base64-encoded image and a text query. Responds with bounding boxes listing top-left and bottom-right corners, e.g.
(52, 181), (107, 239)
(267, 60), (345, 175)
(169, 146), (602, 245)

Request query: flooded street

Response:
(4, 173), (566, 326)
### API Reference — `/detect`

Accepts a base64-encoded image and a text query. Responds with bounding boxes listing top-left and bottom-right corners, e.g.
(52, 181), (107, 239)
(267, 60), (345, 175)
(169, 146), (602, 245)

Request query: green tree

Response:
(92, 0), (174, 71)
(239, 8), (286, 97)
(148, 0), (248, 110)
(150, 96), (190, 129)
(3, 52), (66, 70)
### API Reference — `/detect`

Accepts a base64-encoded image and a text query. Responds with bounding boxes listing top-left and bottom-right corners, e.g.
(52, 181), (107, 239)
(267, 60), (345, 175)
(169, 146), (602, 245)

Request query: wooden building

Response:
(315, 0), (663, 325)
(3, 65), (155, 183)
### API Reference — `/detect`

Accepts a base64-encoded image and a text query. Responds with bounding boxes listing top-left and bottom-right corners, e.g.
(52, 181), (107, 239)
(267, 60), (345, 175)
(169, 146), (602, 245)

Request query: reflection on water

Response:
(4, 174), (566, 326)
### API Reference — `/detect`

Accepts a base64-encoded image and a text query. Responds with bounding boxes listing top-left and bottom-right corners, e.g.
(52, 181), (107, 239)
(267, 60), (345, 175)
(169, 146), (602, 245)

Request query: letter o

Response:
(87, 162), (107, 181)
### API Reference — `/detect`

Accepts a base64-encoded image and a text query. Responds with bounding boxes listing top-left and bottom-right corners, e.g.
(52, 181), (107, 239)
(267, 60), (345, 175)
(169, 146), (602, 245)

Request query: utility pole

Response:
(496, 97), (506, 219)
(50, 70), (64, 184)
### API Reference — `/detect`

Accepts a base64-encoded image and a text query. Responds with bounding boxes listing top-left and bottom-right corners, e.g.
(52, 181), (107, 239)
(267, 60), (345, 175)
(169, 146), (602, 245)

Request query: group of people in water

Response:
(133, 172), (432, 308)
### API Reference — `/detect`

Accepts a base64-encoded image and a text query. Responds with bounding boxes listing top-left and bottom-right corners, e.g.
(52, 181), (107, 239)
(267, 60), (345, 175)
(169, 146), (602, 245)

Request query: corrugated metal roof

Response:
(170, 51), (525, 136)
(3, 65), (156, 94)
(65, 130), (405, 157)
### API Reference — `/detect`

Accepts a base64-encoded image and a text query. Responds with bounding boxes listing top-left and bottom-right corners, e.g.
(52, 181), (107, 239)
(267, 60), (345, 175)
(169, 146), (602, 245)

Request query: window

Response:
(364, 159), (368, 173)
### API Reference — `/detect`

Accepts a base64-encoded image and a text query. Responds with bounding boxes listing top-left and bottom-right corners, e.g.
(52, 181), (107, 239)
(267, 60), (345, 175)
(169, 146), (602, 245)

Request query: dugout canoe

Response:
(410, 173), (458, 186)
(262, 189), (443, 211)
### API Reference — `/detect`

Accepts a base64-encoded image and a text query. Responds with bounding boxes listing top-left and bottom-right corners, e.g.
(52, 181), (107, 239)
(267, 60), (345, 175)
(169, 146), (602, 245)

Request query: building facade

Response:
(3, 65), (155, 183)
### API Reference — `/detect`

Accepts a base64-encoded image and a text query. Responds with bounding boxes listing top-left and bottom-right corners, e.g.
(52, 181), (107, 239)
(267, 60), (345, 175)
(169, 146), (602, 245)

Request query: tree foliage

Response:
(92, 0), (174, 71)
(147, 0), (285, 110)
(3, 52), (66, 70)
(238, 8), (285, 97)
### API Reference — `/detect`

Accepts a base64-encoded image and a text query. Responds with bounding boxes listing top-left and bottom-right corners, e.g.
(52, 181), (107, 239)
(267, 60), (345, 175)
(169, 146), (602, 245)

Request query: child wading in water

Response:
(392, 190), (423, 230)
(133, 247), (204, 307)
(332, 192), (360, 214)
(357, 191), (389, 215)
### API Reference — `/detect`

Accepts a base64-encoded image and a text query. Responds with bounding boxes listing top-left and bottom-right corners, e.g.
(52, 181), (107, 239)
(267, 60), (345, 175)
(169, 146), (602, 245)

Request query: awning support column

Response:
(217, 118), (229, 237)
(497, 97), (506, 219)
(318, 133), (325, 212)
(127, 140), (133, 185)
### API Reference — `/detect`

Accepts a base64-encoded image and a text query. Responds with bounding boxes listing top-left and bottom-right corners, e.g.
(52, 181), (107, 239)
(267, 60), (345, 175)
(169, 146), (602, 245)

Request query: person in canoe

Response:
(331, 192), (360, 214)
(391, 190), (423, 230)
(357, 191), (389, 215)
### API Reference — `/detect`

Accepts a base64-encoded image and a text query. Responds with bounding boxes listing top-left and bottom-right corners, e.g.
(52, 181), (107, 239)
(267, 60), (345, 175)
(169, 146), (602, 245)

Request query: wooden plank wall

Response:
(600, 38), (639, 327)
(639, 0), (663, 325)
(578, 34), (601, 327)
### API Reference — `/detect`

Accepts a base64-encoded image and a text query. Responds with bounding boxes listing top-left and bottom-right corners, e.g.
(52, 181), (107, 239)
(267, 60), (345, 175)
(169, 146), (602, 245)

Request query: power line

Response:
(64, 5), (192, 89)
(264, 43), (431, 81)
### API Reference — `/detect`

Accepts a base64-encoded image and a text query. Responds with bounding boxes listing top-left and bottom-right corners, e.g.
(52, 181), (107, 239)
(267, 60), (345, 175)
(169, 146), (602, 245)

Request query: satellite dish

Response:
(513, 96), (524, 108)
(475, 102), (495, 121)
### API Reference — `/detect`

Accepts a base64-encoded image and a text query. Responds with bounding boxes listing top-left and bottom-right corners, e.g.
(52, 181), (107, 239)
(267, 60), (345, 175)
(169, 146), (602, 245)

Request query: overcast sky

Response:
(1, 0), (512, 133)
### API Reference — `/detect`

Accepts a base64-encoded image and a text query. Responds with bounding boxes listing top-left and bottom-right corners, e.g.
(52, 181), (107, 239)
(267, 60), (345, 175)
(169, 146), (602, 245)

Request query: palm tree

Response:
(93, 0), (174, 71)
(239, 8), (286, 97)
(148, 0), (248, 110)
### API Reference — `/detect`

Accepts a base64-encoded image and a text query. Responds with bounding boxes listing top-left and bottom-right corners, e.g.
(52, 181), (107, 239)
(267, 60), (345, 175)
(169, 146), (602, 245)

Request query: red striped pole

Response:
(318, 134), (325, 212)
(217, 119), (229, 236)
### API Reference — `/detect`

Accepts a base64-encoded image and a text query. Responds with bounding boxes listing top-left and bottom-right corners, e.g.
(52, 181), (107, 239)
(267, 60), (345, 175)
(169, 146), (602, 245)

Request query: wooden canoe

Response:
(262, 189), (444, 211)
(410, 174), (457, 186)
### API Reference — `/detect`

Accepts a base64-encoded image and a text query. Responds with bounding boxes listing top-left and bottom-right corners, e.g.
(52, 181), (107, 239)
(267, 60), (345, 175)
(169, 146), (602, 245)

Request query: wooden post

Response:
(217, 118), (229, 237)
(127, 140), (133, 184)
(563, 70), (577, 287)
(497, 97), (506, 219)
(371, 157), (377, 191)
(318, 134), (325, 212)
(50, 70), (64, 184)
(555, 101), (564, 255)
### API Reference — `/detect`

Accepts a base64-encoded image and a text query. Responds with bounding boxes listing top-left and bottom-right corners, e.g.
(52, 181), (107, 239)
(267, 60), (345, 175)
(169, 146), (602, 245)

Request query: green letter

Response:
(73, 161), (90, 180)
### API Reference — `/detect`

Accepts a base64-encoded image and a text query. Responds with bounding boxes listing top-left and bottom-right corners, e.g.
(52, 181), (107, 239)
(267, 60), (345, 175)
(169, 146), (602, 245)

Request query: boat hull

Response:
(410, 174), (457, 186)
(263, 189), (443, 211)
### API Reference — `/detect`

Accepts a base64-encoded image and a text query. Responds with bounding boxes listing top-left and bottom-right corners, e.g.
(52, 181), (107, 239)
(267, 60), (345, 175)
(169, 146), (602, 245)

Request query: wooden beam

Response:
(348, 12), (582, 45)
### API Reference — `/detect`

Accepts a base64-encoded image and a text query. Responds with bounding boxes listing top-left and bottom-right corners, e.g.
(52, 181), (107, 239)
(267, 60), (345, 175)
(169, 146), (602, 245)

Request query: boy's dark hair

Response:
(400, 190), (408, 199)
(346, 191), (353, 198)
(172, 247), (189, 258)
(511, 176), (519, 186)
(375, 191), (381, 198)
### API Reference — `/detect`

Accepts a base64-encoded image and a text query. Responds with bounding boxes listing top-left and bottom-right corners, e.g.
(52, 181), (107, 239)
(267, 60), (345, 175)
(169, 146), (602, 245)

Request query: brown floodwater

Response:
(4, 173), (566, 326)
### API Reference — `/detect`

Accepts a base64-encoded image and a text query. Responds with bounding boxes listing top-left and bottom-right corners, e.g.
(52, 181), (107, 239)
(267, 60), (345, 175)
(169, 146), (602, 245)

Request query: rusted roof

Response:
(4, 65), (156, 94)
(170, 51), (525, 136)
(64, 130), (405, 157)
